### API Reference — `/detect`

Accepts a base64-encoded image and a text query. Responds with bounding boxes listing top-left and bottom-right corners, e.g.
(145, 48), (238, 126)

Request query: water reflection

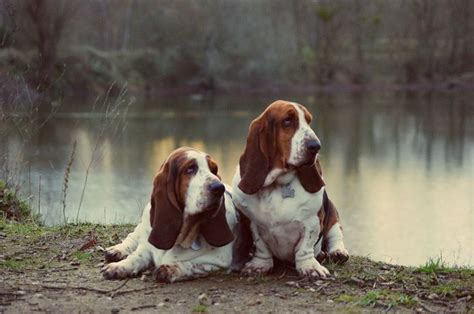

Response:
(2, 92), (473, 266)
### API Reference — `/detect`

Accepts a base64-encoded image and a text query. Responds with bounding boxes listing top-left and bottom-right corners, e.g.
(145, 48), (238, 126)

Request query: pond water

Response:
(2, 92), (473, 267)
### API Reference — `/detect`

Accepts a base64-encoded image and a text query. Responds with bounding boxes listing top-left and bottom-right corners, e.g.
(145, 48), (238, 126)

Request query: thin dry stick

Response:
(61, 141), (77, 225)
(37, 175), (41, 218)
(75, 83), (132, 222)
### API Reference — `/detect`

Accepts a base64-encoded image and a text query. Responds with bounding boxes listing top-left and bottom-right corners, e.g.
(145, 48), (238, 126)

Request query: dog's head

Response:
(238, 100), (325, 194)
(148, 147), (234, 250)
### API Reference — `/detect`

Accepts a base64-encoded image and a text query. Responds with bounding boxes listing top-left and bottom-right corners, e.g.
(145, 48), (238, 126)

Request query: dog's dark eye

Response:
(186, 164), (198, 175)
(282, 117), (293, 128)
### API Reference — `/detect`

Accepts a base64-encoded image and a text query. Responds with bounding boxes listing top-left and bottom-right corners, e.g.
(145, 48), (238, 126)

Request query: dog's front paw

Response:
(296, 258), (330, 278)
(153, 264), (184, 283)
(328, 248), (349, 265)
(101, 262), (134, 280)
(241, 257), (273, 276)
(104, 246), (127, 263)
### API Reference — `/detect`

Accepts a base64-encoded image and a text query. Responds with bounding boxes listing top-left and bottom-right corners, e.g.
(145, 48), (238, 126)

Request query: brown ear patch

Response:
(238, 116), (273, 194)
(297, 158), (325, 193)
(200, 198), (234, 247)
(148, 152), (185, 250)
(206, 156), (220, 179)
(297, 103), (313, 124)
(239, 101), (311, 194)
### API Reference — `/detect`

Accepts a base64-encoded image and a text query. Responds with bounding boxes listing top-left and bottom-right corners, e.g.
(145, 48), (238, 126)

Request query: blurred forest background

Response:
(0, 0), (473, 99)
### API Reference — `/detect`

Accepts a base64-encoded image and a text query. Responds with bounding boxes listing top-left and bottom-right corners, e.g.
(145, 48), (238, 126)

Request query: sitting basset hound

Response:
(231, 100), (349, 278)
(102, 147), (237, 282)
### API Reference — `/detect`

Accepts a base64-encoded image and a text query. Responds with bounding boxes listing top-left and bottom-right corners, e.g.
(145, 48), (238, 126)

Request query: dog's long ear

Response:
(238, 115), (274, 194)
(297, 158), (325, 193)
(200, 198), (234, 247)
(148, 159), (183, 250)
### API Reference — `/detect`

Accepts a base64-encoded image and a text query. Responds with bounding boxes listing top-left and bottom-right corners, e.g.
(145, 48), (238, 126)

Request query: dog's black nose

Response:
(306, 139), (321, 153)
(209, 181), (225, 195)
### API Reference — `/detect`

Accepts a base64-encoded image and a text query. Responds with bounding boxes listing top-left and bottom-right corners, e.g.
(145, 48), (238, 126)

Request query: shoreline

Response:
(1, 219), (472, 312)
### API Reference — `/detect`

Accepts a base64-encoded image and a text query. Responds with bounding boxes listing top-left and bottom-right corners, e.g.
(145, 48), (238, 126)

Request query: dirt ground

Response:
(0, 222), (472, 313)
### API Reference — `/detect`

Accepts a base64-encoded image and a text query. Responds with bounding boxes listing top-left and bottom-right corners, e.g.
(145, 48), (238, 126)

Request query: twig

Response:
(75, 83), (132, 222)
(109, 278), (130, 297)
(131, 304), (157, 311)
(417, 300), (435, 313)
(33, 283), (159, 297)
(37, 175), (41, 217)
(61, 141), (77, 225)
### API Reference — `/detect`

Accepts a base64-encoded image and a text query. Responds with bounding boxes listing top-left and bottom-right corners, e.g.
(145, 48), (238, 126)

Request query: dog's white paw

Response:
(153, 264), (184, 283)
(104, 245), (128, 263)
(296, 258), (330, 278)
(241, 257), (273, 276)
(101, 262), (135, 280)
(328, 248), (349, 265)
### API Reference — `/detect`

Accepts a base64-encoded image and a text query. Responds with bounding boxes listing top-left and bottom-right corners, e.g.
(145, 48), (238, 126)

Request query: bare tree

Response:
(23, 0), (77, 90)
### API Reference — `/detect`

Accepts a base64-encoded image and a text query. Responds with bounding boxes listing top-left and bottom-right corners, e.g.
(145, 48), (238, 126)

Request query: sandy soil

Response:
(0, 222), (472, 313)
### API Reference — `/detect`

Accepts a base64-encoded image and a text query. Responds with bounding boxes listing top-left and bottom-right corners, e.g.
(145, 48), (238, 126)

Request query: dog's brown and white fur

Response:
(102, 147), (237, 282)
(232, 100), (349, 278)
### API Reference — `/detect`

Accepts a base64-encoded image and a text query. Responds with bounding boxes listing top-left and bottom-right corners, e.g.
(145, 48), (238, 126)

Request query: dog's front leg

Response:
(295, 219), (330, 278)
(102, 241), (156, 279)
(241, 222), (273, 275)
(104, 203), (151, 263)
(154, 246), (233, 283)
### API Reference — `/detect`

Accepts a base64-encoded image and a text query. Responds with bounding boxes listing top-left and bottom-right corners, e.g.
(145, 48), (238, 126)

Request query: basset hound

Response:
(231, 100), (349, 278)
(102, 147), (237, 282)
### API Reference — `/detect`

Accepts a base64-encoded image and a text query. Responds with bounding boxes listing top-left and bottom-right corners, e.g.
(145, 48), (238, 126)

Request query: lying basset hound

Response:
(102, 147), (237, 282)
(232, 100), (349, 278)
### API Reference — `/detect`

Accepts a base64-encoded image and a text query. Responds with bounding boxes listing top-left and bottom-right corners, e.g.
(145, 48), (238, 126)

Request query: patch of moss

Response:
(0, 180), (41, 224)
(356, 289), (417, 308)
(72, 251), (93, 261)
(0, 257), (35, 271)
(416, 256), (473, 276)
(192, 304), (207, 312)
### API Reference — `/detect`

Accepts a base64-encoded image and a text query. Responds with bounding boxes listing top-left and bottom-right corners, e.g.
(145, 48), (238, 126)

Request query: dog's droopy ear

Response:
(200, 198), (234, 247)
(238, 115), (275, 194)
(148, 158), (183, 250)
(297, 158), (325, 193)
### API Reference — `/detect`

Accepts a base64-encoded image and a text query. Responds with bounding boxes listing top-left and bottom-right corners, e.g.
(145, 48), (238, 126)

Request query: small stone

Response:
(0, 232), (6, 238)
(34, 293), (43, 298)
(258, 293), (264, 297)
(427, 293), (438, 300)
(140, 274), (148, 282)
(96, 262), (105, 268)
(309, 288), (316, 292)
(198, 293), (211, 306)
(111, 308), (120, 313)
(327, 299), (334, 304)
(157, 302), (165, 307)
(16, 290), (26, 295)
(213, 302), (220, 306)
(70, 261), (80, 266)
(14, 256), (23, 261)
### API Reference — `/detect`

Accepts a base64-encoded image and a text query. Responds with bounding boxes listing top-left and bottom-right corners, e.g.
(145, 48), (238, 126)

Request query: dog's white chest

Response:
(258, 220), (305, 262)
(235, 179), (323, 262)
